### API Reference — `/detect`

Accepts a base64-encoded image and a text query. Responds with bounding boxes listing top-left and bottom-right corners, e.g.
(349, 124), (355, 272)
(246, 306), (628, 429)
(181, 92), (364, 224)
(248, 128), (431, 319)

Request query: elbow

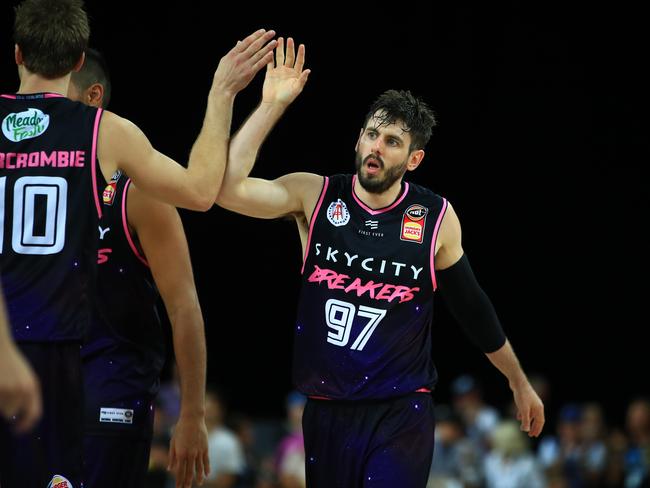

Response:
(195, 195), (215, 212)
(191, 186), (219, 212)
(182, 193), (215, 212)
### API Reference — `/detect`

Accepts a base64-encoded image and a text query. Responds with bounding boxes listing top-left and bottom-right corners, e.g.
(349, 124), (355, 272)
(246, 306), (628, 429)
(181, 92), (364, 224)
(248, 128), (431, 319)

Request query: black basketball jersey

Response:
(82, 170), (165, 395)
(0, 93), (102, 342)
(293, 174), (448, 400)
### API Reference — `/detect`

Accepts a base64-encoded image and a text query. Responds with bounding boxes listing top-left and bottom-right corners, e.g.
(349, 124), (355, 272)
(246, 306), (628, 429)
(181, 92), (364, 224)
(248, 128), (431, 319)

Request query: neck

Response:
(353, 175), (403, 210)
(17, 71), (70, 97)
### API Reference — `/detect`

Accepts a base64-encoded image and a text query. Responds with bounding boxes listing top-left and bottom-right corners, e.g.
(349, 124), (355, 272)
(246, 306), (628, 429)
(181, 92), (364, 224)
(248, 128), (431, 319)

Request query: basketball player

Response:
(216, 38), (545, 487)
(69, 49), (208, 488)
(0, 288), (40, 432)
(0, 0), (276, 486)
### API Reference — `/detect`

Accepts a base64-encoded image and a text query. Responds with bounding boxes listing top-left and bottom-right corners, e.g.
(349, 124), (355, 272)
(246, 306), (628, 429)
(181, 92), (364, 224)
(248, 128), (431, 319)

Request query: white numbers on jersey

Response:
(325, 299), (387, 351)
(0, 176), (67, 255)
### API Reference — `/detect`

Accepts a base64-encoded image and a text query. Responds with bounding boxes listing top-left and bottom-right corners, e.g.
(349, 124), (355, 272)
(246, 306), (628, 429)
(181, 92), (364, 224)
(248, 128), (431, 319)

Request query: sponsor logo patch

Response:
(326, 199), (350, 227)
(99, 407), (134, 424)
(102, 170), (122, 205)
(400, 204), (428, 243)
(47, 474), (73, 488)
(2, 108), (50, 142)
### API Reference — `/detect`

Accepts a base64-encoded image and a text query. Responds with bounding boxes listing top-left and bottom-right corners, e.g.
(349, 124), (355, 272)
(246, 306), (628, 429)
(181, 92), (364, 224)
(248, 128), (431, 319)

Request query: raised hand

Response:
(262, 37), (311, 106)
(213, 29), (278, 96)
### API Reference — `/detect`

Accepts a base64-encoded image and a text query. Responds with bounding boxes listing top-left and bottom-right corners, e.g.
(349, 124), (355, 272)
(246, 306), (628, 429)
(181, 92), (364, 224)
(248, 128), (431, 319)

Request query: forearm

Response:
(438, 254), (506, 352)
(169, 304), (207, 418)
(485, 339), (529, 390)
(0, 291), (12, 346)
(187, 89), (236, 209)
(226, 102), (286, 185)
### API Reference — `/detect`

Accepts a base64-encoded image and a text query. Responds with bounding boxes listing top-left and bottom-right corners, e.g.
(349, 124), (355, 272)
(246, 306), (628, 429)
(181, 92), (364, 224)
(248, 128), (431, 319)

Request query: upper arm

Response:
(99, 112), (206, 210)
(435, 202), (465, 270)
(217, 171), (324, 221)
(126, 184), (200, 316)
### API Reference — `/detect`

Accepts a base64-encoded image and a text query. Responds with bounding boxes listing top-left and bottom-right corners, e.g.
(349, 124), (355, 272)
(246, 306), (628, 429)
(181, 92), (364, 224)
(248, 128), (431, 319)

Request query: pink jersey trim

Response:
(91, 108), (104, 219)
(0, 93), (63, 99)
(122, 179), (149, 267)
(351, 174), (409, 215)
(430, 198), (449, 291)
(301, 176), (329, 275)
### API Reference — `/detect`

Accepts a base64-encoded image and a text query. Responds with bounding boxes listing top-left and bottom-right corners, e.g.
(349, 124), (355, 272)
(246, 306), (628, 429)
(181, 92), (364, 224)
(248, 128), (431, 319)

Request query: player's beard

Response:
(355, 151), (408, 194)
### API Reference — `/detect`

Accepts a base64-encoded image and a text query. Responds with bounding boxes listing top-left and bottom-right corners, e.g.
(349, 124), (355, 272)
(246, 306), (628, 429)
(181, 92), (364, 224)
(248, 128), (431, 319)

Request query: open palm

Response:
(263, 37), (311, 106)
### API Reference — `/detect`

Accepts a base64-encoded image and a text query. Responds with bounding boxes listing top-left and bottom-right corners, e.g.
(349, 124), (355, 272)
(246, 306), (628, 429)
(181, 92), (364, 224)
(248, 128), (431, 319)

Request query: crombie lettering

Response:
(0, 150), (86, 169)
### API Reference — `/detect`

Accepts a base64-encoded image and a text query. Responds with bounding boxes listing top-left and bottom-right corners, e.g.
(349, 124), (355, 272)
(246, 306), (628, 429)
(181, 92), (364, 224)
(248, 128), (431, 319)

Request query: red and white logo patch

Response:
(47, 474), (73, 488)
(102, 170), (122, 206)
(400, 204), (428, 243)
(326, 199), (350, 227)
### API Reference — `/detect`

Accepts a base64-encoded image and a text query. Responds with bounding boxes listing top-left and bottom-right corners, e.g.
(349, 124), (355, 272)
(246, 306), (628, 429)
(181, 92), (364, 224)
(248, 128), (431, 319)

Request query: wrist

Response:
(209, 84), (237, 103)
(260, 99), (290, 113)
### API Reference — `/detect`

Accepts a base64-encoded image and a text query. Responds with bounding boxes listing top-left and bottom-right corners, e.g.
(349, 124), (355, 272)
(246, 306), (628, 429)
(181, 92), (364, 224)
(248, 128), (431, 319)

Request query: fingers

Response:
(294, 43), (306, 72)
(253, 51), (276, 75)
(195, 453), (206, 486)
(529, 407), (546, 438)
(276, 37), (285, 66)
(0, 376), (42, 433)
(182, 456), (194, 488)
(13, 386), (41, 433)
(519, 408), (531, 434)
(285, 38), (295, 67)
(236, 28), (275, 54)
(167, 442), (177, 473)
(298, 69), (311, 89)
(243, 30), (277, 59)
(176, 457), (188, 488)
(203, 449), (211, 480)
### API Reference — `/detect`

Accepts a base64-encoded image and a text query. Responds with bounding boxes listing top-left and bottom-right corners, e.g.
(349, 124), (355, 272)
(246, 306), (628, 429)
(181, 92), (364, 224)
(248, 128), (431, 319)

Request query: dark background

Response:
(2, 2), (648, 427)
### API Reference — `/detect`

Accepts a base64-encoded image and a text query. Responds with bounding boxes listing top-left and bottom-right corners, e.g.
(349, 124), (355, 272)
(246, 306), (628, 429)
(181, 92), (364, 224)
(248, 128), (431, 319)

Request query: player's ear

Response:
(406, 149), (424, 172)
(87, 83), (105, 108)
(355, 127), (364, 152)
(15, 44), (23, 65)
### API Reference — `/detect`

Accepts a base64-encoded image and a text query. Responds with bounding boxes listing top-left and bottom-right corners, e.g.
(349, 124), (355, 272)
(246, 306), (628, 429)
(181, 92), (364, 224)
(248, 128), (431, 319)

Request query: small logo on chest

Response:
(326, 199), (350, 227)
(400, 204), (428, 243)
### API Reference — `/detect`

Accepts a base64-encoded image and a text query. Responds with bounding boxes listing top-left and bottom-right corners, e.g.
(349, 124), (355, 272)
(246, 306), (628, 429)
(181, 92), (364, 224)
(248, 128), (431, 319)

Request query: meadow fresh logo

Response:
(2, 108), (50, 142)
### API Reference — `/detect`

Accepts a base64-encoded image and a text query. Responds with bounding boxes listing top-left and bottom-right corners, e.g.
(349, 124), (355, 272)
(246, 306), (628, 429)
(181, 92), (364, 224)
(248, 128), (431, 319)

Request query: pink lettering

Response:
(75, 150), (85, 167)
(41, 151), (56, 167)
(0, 151), (87, 168)
(309, 265), (419, 303)
(97, 248), (112, 264)
(345, 278), (384, 299)
(28, 152), (39, 167)
(375, 284), (395, 301)
(16, 153), (28, 168)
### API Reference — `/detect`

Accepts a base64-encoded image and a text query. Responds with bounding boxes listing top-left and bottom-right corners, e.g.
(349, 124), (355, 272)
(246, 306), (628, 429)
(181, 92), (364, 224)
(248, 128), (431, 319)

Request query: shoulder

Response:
(405, 179), (445, 203)
(98, 110), (145, 140)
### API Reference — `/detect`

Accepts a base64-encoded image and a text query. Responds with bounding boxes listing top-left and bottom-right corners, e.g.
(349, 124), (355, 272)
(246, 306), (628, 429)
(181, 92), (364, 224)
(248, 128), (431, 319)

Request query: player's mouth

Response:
(364, 154), (383, 175)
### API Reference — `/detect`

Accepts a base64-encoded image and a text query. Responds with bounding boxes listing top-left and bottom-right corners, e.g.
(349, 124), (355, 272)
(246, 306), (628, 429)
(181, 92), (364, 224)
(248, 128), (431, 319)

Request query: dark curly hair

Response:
(363, 89), (437, 151)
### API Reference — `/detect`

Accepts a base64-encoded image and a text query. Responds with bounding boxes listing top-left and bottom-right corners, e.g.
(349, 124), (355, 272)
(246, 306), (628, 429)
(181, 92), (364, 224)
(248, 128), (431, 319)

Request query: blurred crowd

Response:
(144, 371), (650, 488)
